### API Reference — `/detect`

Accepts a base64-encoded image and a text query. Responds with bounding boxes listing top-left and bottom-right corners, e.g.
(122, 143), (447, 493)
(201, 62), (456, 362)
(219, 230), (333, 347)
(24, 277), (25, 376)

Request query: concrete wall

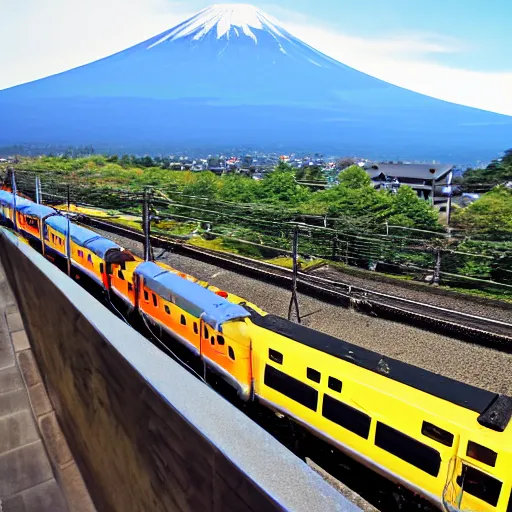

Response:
(0, 228), (358, 512)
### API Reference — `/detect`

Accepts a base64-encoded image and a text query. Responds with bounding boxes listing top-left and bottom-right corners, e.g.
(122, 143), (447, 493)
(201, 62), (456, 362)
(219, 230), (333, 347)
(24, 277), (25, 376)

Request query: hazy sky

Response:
(1, 0), (511, 115)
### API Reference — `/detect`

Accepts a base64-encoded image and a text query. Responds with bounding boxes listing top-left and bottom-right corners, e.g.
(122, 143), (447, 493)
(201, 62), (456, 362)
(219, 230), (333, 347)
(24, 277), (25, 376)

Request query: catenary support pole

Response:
(66, 185), (71, 277)
(12, 170), (17, 232)
(432, 249), (442, 287)
(288, 227), (301, 324)
(35, 176), (41, 204)
(143, 188), (152, 262)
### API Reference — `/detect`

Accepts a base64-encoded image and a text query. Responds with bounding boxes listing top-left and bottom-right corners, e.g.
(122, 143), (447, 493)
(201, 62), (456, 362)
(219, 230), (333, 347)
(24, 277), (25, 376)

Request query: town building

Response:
(363, 163), (455, 208)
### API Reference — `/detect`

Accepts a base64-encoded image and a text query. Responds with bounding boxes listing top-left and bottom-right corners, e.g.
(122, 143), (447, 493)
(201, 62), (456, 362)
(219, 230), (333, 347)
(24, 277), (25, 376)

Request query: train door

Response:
(443, 456), (505, 511)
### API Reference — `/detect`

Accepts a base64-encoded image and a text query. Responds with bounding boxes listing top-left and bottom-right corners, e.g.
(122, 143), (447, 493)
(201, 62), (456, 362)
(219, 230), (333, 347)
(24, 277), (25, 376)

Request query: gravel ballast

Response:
(99, 229), (512, 395)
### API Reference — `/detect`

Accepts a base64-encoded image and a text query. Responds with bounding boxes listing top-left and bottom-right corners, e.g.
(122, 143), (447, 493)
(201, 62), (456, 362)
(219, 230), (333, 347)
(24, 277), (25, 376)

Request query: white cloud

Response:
(1, 0), (511, 117)
(0, 0), (195, 90)
(277, 17), (512, 116)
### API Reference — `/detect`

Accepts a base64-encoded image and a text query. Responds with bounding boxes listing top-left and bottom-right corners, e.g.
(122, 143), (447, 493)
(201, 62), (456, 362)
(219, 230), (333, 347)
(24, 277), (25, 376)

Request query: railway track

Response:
(77, 214), (512, 348)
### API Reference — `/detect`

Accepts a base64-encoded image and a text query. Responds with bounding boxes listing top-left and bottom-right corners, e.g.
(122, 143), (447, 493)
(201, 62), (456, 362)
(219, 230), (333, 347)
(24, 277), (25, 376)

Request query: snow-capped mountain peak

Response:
(148, 3), (287, 47)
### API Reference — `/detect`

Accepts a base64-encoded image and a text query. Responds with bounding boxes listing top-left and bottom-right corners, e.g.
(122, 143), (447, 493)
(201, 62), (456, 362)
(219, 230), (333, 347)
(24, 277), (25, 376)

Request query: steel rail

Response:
(77, 215), (512, 347)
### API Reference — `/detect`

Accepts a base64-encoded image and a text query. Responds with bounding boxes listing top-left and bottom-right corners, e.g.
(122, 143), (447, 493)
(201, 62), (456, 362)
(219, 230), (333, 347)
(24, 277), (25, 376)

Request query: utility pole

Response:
(11, 170), (17, 231)
(445, 170), (453, 226)
(143, 188), (152, 262)
(288, 227), (301, 324)
(66, 185), (71, 277)
(432, 248), (442, 287)
(35, 176), (41, 204)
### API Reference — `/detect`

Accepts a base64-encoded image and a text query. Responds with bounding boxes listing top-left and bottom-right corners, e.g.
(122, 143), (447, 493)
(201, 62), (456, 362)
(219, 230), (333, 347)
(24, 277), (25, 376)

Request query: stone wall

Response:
(0, 228), (357, 512)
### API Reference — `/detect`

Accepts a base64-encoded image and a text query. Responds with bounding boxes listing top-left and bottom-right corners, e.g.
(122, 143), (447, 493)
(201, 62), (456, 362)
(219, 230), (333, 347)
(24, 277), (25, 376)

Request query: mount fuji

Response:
(1, 3), (511, 160)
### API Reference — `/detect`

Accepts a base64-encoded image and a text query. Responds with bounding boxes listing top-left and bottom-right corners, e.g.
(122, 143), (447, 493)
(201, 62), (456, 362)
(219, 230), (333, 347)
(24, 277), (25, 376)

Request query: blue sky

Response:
(1, 0), (511, 114)
(271, 0), (511, 72)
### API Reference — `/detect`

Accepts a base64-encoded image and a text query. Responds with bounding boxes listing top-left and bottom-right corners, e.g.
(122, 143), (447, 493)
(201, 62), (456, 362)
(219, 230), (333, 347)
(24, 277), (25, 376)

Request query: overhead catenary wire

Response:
(12, 168), (512, 292)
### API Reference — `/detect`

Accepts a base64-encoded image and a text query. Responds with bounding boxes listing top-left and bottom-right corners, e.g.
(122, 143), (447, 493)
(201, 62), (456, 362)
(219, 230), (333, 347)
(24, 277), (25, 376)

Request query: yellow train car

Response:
(246, 310), (512, 512)
(133, 261), (254, 399)
(15, 202), (57, 250)
(108, 257), (142, 309)
(0, 191), (33, 228)
(44, 215), (127, 289)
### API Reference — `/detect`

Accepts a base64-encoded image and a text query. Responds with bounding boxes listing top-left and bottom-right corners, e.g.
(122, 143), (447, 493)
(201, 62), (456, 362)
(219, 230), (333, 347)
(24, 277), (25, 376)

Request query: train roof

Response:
(0, 193), (32, 209)
(17, 203), (56, 219)
(84, 237), (120, 259)
(45, 216), (120, 258)
(247, 310), (512, 431)
(0, 190), (12, 202)
(135, 261), (250, 329)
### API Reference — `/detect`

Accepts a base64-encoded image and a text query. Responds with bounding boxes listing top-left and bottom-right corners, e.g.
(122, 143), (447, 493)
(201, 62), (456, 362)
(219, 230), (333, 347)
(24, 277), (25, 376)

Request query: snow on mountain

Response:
(148, 4), (288, 45)
(0, 3), (511, 160)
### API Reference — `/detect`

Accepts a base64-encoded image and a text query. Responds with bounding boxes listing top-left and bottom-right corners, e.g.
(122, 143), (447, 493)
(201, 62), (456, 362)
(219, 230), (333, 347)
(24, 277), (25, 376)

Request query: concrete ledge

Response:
(0, 227), (359, 512)
(0, 264), (94, 512)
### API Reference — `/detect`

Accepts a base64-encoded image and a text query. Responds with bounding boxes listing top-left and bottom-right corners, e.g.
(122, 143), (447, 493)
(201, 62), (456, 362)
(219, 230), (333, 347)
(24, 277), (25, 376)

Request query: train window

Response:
(78, 250), (84, 258)
(322, 395), (371, 439)
(421, 421), (454, 447)
(456, 464), (502, 507)
(88, 254), (93, 263)
(217, 335), (225, 346)
(143, 290), (149, 301)
(152, 293), (158, 307)
(180, 315), (186, 326)
(375, 422), (441, 477)
(128, 283), (133, 292)
(269, 349), (283, 365)
(307, 368), (321, 383)
(228, 347), (235, 361)
(211, 336), (215, 345)
(466, 441), (497, 467)
(164, 305), (170, 315)
(118, 270), (125, 280)
(264, 365), (318, 411)
(204, 326), (209, 339)
(99, 263), (104, 274)
(193, 323), (198, 334)
(328, 377), (342, 393)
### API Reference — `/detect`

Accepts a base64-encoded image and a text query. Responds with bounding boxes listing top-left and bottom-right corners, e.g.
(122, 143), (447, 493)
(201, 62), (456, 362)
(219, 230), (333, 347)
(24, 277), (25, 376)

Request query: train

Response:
(0, 188), (511, 512)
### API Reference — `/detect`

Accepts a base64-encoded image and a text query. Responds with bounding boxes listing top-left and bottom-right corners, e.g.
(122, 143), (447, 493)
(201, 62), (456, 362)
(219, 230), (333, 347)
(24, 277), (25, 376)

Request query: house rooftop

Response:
(366, 163), (454, 181)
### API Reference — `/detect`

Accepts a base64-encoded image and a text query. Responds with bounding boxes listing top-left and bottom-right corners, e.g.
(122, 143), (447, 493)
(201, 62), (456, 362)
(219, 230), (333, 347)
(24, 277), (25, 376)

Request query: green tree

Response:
(458, 150), (512, 191)
(295, 167), (306, 180)
(452, 186), (512, 238)
(337, 165), (372, 188)
(388, 186), (440, 229)
(119, 155), (132, 168)
(220, 176), (261, 203)
(182, 171), (220, 198)
(303, 166), (390, 224)
(261, 164), (310, 204)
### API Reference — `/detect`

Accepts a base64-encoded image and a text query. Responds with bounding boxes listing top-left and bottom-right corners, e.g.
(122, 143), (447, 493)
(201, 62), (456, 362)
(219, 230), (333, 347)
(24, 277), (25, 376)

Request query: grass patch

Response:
(55, 204), (114, 218)
(110, 217), (143, 231)
(442, 286), (512, 303)
(265, 257), (326, 271)
(153, 220), (197, 236)
(187, 236), (236, 253)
